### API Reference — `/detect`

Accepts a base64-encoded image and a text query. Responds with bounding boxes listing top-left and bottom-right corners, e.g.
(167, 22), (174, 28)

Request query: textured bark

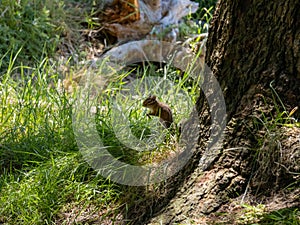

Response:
(206, 0), (300, 116)
(127, 0), (300, 224)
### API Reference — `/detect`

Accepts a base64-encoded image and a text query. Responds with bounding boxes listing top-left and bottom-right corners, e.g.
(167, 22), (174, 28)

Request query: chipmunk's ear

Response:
(151, 95), (156, 99)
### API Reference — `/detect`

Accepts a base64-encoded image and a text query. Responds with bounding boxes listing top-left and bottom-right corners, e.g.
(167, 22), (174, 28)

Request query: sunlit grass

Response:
(0, 0), (64, 69)
(0, 56), (74, 170)
(0, 0), (217, 223)
(0, 55), (124, 224)
(0, 49), (204, 223)
(237, 204), (300, 225)
(0, 153), (120, 224)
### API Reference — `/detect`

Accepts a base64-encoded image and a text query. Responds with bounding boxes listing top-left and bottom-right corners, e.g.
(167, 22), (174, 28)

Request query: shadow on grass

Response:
(259, 207), (300, 225)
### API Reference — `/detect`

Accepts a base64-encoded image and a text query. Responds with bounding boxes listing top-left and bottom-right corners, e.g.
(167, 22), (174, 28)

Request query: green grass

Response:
(0, 0), (64, 69)
(4, 0), (298, 224)
(0, 56), (125, 224)
(237, 204), (300, 225)
(0, 52), (203, 224)
(193, 0), (219, 18)
(0, 56), (74, 170)
(93, 62), (201, 165)
(0, 154), (120, 224)
(0, 0), (217, 224)
(261, 207), (300, 225)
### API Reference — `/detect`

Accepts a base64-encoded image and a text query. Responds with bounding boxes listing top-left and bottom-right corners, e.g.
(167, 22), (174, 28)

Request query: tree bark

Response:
(206, 0), (300, 117)
(126, 0), (300, 224)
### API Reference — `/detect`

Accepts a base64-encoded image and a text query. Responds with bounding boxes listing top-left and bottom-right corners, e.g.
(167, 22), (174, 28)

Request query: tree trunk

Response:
(127, 0), (300, 224)
(206, 0), (300, 117)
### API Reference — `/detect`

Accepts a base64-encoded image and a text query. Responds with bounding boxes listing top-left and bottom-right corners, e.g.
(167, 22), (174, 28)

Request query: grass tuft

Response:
(0, 0), (219, 224)
(0, 0), (68, 69)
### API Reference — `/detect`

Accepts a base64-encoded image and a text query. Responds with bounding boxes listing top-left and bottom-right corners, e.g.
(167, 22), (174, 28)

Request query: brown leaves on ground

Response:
(102, 0), (140, 24)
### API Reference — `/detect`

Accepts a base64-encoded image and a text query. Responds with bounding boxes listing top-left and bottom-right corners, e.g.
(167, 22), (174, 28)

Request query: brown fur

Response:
(142, 95), (173, 128)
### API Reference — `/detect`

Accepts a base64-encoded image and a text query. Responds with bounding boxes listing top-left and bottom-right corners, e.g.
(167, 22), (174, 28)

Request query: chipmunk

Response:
(142, 95), (173, 128)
